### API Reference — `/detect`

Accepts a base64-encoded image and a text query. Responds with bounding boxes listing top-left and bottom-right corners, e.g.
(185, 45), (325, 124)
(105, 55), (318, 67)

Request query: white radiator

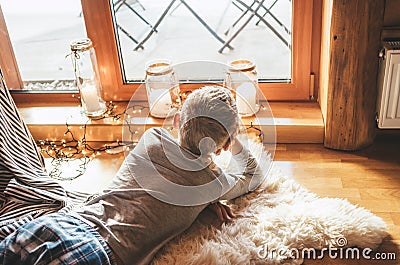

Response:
(377, 41), (400, 129)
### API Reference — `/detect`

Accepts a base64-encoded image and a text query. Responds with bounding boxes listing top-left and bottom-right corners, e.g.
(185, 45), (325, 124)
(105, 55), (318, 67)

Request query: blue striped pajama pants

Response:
(0, 72), (115, 264)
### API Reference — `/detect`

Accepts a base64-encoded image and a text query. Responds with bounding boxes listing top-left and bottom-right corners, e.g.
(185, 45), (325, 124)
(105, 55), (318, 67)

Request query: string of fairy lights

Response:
(36, 97), (148, 180)
(36, 95), (265, 181)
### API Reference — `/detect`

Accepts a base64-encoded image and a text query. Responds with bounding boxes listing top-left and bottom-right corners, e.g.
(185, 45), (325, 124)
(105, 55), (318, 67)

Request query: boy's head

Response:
(175, 86), (239, 156)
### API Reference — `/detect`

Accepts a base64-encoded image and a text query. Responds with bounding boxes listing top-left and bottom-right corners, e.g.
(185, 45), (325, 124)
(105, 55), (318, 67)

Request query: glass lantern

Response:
(224, 59), (260, 117)
(70, 38), (107, 118)
(145, 60), (181, 118)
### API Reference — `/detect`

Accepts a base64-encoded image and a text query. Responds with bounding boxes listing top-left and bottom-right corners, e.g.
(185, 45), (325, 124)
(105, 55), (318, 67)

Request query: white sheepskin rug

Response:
(152, 141), (388, 265)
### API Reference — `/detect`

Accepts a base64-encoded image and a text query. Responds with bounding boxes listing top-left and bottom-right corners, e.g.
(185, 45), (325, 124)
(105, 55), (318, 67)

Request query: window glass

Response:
(0, 0), (86, 90)
(112, 0), (292, 82)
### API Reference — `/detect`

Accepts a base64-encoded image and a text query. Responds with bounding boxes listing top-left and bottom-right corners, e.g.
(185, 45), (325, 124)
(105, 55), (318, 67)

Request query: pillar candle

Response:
(149, 89), (173, 118)
(80, 84), (102, 113)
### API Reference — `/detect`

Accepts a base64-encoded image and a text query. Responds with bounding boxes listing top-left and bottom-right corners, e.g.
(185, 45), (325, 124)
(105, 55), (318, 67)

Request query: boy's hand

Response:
(208, 202), (236, 222)
(229, 137), (243, 155)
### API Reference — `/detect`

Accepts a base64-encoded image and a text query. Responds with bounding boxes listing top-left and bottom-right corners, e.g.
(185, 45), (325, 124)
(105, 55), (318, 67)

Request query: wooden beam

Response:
(323, 0), (385, 150)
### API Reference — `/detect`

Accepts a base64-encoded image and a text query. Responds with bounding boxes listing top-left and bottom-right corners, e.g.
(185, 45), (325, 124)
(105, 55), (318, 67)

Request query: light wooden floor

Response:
(273, 135), (400, 264)
(55, 134), (400, 264)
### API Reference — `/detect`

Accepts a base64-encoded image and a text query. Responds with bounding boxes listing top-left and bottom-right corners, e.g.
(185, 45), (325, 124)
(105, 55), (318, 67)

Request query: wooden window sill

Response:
(17, 101), (324, 144)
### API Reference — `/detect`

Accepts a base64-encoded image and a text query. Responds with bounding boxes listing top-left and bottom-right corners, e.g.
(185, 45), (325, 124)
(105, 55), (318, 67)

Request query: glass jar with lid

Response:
(224, 59), (260, 117)
(145, 60), (181, 118)
(70, 38), (107, 118)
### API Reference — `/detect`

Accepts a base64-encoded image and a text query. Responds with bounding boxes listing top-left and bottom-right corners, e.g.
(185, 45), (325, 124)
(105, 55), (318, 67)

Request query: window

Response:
(1, 0), (315, 101)
(0, 0), (86, 91)
(113, 0), (292, 81)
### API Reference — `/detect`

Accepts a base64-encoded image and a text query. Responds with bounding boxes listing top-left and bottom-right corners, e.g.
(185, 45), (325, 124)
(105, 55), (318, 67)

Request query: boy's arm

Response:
(215, 139), (264, 201)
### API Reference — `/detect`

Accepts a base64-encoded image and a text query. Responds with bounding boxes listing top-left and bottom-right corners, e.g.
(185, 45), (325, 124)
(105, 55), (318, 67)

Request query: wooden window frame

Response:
(1, 0), (315, 103)
(0, 5), (22, 90)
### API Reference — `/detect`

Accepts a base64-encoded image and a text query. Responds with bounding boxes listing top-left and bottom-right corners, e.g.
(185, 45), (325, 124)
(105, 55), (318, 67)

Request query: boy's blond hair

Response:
(179, 86), (239, 156)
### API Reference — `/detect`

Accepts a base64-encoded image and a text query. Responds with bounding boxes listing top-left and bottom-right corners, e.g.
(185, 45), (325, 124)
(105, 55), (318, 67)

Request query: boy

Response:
(0, 86), (263, 264)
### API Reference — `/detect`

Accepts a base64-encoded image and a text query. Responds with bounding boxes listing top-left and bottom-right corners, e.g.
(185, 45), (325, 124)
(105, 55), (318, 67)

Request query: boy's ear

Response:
(173, 112), (181, 129)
